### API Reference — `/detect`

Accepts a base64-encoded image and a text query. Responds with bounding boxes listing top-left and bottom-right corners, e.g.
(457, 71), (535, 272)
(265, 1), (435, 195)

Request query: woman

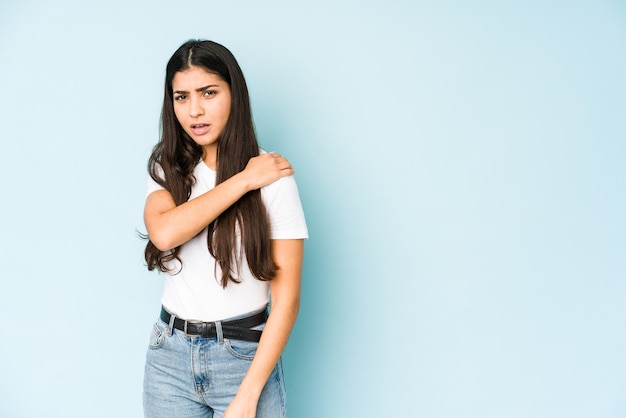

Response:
(142, 39), (308, 418)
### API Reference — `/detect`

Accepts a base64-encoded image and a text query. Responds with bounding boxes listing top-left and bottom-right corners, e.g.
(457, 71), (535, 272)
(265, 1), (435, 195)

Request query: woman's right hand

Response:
(240, 152), (294, 191)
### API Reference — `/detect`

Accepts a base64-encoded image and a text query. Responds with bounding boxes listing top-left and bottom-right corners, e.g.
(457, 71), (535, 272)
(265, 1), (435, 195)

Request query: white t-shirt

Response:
(146, 159), (308, 321)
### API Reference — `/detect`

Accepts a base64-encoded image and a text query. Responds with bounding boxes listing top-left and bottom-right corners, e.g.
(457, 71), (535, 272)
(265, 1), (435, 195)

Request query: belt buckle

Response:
(184, 320), (203, 337)
(184, 320), (213, 337)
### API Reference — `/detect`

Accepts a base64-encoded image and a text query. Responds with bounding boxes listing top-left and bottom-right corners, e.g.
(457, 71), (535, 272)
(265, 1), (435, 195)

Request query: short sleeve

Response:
(262, 175), (309, 240)
(146, 164), (166, 197)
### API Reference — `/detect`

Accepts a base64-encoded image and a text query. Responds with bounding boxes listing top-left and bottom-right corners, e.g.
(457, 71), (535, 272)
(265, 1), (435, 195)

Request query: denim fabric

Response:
(143, 317), (286, 418)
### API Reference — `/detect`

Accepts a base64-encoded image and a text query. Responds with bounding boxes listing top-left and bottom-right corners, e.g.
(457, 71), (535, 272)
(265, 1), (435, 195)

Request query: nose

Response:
(189, 97), (204, 118)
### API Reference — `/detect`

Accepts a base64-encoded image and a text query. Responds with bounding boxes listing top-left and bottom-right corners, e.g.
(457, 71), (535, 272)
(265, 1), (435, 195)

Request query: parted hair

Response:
(144, 39), (277, 287)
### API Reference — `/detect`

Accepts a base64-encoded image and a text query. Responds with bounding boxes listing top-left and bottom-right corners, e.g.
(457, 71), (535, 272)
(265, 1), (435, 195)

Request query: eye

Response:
(203, 90), (217, 97)
(174, 94), (186, 101)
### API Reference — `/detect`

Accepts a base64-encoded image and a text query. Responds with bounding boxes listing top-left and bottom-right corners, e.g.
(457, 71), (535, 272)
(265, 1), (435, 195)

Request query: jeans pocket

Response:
(148, 320), (168, 349)
(225, 338), (259, 360)
(224, 322), (264, 359)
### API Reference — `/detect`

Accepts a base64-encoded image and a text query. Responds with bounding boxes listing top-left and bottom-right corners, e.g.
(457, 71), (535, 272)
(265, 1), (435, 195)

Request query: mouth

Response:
(190, 123), (210, 135)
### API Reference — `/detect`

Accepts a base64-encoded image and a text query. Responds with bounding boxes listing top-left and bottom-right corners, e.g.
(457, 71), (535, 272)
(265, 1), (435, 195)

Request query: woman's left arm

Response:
(224, 239), (304, 418)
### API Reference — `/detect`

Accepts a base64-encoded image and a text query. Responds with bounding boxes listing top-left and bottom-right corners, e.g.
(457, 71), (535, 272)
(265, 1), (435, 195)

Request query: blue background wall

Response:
(1, 1), (625, 416)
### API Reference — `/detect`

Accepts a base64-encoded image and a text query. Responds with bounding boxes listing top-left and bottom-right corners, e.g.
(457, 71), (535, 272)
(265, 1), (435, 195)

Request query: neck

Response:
(202, 145), (217, 170)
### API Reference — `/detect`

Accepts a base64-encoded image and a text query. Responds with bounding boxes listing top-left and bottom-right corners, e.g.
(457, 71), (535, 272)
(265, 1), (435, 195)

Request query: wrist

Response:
(236, 380), (263, 403)
(231, 170), (255, 193)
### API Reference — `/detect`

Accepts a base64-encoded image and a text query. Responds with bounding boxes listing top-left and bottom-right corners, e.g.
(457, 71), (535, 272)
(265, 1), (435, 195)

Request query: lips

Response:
(190, 123), (210, 136)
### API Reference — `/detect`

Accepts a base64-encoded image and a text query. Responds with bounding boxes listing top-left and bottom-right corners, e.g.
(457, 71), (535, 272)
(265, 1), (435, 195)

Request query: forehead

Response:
(172, 66), (226, 89)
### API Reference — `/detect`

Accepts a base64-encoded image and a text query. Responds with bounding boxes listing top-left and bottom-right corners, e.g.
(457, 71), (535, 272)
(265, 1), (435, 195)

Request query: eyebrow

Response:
(173, 84), (219, 95)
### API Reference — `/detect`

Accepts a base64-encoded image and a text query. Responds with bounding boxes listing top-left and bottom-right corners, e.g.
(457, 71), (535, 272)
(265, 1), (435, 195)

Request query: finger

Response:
(277, 159), (291, 169)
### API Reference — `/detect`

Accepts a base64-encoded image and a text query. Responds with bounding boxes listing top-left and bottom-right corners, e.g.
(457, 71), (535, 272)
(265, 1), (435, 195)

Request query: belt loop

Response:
(215, 321), (224, 344)
(168, 312), (175, 336)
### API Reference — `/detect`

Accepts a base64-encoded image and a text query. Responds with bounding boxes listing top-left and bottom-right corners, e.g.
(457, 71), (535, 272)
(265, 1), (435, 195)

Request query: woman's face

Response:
(172, 65), (232, 162)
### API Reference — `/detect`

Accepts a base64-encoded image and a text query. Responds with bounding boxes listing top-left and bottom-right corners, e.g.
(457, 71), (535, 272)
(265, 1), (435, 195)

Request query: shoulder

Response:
(261, 174), (302, 209)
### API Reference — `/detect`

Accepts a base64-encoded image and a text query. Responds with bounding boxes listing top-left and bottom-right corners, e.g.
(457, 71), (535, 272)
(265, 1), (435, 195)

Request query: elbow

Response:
(148, 230), (177, 252)
(292, 294), (301, 316)
(285, 287), (301, 313)
(287, 296), (301, 325)
(272, 291), (300, 319)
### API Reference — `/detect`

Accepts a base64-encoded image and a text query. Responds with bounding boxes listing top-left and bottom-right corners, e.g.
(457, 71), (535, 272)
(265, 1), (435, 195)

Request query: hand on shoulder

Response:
(241, 152), (294, 190)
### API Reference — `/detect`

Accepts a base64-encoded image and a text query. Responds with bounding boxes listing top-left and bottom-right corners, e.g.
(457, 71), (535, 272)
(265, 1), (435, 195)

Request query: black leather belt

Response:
(160, 306), (265, 342)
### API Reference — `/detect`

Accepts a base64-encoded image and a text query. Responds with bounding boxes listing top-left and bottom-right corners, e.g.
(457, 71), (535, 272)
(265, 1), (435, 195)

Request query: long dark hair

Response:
(144, 39), (277, 287)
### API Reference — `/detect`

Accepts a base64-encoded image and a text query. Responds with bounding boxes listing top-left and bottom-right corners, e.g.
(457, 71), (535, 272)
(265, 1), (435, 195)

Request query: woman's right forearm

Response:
(144, 152), (294, 251)
(144, 171), (252, 251)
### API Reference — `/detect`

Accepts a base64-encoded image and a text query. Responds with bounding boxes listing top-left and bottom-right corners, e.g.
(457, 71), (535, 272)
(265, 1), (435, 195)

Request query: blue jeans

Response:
(143, 317), (287, 418)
